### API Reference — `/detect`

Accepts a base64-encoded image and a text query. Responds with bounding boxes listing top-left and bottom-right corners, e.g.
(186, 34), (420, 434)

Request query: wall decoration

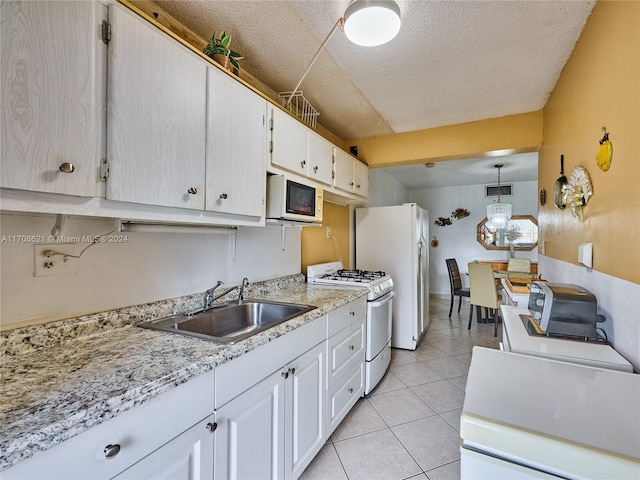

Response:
(434, 217), (453, 227)
(430, 236), (439, 248)
(451, 208), (470, 220)
(539, 189), (546, 206)
(563, 165), (593, 222)
(596, 126), (613, 171)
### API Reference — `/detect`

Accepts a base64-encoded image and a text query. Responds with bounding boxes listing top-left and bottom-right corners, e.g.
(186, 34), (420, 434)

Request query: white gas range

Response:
(307, 262), (394, 394)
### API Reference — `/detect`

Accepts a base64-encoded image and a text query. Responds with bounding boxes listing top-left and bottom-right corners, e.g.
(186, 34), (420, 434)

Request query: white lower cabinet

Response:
(214, 341), (326, 480)
(114, 414), (215, 480)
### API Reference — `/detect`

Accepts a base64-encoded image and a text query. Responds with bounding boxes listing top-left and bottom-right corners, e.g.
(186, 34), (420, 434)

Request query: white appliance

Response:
(355, 203), (429, 350)
(266, 174), (323, 223)
(461, 347), (640, 479)
(307, 261), (394, 394)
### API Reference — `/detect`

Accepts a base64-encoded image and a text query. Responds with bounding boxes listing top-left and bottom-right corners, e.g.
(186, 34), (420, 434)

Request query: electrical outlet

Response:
(33, 243), (79, 277)
(326, 227), (332, 239)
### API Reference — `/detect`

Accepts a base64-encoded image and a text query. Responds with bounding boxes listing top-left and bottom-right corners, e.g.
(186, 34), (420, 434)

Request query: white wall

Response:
(539, 255), (640, 372)
(0, 213), (301, 329)
(367, 169), (408, 207)
(408, 181), (539, 296)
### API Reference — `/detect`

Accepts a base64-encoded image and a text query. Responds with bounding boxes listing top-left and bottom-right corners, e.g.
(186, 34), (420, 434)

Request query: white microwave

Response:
(266, 175), (323, 223)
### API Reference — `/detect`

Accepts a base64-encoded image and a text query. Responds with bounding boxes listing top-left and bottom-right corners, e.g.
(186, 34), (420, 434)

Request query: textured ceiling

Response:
(154, 0), (594, 187)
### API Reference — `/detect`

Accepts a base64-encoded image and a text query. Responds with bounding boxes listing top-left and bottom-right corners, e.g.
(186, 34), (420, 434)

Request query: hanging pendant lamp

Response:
(486, 164), (512, 230)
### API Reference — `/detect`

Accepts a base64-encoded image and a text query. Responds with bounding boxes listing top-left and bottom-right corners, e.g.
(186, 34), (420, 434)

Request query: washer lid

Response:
(461, 348), (640, 478)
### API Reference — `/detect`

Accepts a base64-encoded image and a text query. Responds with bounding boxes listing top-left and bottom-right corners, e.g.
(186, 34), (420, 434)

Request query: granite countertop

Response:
(0, 275), (367, 471)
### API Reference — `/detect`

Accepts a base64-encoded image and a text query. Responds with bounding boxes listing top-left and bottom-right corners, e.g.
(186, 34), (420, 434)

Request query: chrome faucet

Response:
(237, 277), (250, 305)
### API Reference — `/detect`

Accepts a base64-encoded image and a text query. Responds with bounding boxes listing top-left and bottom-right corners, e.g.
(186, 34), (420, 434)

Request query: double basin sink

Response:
(140, 300), (317, 344)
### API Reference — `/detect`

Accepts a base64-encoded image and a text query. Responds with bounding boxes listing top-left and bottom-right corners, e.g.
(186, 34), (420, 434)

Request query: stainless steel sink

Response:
(140, 300), (317, 344)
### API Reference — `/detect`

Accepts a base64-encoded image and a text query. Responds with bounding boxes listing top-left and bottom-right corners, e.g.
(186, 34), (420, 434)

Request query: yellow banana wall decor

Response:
(596, 126), (613, 171)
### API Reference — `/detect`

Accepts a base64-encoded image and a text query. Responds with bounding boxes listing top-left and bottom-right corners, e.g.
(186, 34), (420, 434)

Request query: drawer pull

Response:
(288, 367), (296, 376)
(206, 422), (217, 433)
(187, 187), (197, 195)
(348, 387), (354, 394)
(300, 160), (306, 168)
(313, 165), (318, 173)
(349, 311), (355, 317)
(104, 444), (121, 459)
(59, 162), (75, 173)
(281, 370), (289, 379)
(349, 345), (355, 351)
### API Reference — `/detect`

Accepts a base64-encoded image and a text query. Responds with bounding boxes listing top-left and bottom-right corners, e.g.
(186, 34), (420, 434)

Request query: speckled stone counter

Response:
(0, 275), (367, 471)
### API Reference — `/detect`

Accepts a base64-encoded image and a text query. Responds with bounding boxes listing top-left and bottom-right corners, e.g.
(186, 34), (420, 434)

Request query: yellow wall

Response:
(539, 0), (639, 284)
(343, 111), (543, 167)
(301, 202), (350, 273)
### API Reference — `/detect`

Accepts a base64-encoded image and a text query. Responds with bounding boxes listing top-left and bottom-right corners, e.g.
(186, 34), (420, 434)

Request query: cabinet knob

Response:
(348, 387), (354, 394)
(313, 165), (318, 173)
(300, 160), (306, 168)
(288, 367), (296, 376)
(219, 193), (228, 200)
(356, 184), (361, 189)
(349, 311), (355, 317)
(104, 444), (121, 459)
(349, 345), (355, 351)
(349, 182), (354, 186)
(206, 422), (217, 433)
(281, 370), (289, 379)
(59, 162), (75, 173)
(187, 187), (197, 195)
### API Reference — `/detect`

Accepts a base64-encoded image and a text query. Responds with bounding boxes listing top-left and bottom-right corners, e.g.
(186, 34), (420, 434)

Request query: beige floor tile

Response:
(392, 416), (461, 472)
(368, 387), (436, 426)
(422, 356), (469, 379)
(440, 408), (463, 433)
(410, 380), (465, 413)
(425, 460), (460, 480)
(447, 374), (468, 391)
(300, 443), (348, 480)
(390, 348), (419, 366)
(425, 339), (472, 356)
(333, 429), (422, 480)
(331, 398), (387, 441)
(411, 344), (450, 361)
(369, 369), (406, 394)
(389, 361), (443, 387)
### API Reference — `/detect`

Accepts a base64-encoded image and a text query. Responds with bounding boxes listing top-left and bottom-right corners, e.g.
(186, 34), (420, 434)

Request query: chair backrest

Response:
(507, 258), (531, 273)
(468, 262), (499, 309)
(446, 258), (463, 291)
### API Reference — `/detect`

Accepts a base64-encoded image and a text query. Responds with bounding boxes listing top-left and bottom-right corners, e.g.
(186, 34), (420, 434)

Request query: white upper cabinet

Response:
(106, 5), (206, 210)
(333, 147), (369, 198)
(206, 68), (266, 218)
(306, 131), (334, 186)
(1, 0), (106, 196)
(269, 106), (308, 177)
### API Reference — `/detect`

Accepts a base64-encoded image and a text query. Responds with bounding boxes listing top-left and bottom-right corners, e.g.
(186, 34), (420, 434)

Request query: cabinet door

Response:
(107, 5), (206, 209)
(285, 341), (326, 480)
(214, 370), (285, 480)
(353, 159), (369, 198)
(333, 148), (355, 193)
(206, 68), (266, 218)
(306, 131), (334, 186)
(114, 414), (215, 480)
(270, 107), (308, 177)
(1, 0), (106, 196)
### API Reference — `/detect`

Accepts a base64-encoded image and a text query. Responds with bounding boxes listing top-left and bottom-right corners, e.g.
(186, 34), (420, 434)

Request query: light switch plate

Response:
(33, 243), (80, 277)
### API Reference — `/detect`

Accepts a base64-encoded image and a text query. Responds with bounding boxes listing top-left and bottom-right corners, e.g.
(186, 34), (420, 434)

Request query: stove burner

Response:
(321, 269), (387, 283)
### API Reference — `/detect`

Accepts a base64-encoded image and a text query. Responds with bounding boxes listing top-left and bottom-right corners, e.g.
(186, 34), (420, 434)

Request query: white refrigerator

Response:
(355, 204), (429, 350)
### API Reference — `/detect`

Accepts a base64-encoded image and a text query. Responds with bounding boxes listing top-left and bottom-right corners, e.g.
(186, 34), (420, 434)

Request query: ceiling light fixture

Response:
(343, 0), (402, 47)
(486, 164), (512, 230)
(285, 0), (401, 108)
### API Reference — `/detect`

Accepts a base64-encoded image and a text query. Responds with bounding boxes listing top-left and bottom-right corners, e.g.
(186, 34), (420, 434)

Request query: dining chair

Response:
(468, 262), (502, 337)
(446, 258), (470, 317)
(506, 258), (535, 279)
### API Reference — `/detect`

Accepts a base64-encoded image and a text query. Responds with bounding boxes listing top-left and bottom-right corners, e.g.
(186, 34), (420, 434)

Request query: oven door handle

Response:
(368, 290), (395, 307)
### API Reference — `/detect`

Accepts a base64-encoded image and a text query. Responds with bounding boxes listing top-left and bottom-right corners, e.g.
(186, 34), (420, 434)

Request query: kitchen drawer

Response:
(326, 362), (364, 435)
(327, 316), (365, 384)
(2, 369), (215, 480)
(327, 296), (366, 338)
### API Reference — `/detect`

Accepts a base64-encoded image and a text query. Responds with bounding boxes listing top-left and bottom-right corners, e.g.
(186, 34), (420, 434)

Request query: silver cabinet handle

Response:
(206, 422), (217, 433)
(356, 184), (361, 188)
(187, 187), (197, 195)
(281, 370), (289, 379)
(349, 345), (355, 351)
(104, 444), (121, 459)
(313, 165), (318, 173)
(219, 193), (228, 199)
(349, 311), (355, 317)
(288, 367), (296, 375)
(349, 182), (354, 186)
(59, 162), (75, 173)
(348, 387), (354, 394)
(300, 160), (306, 168)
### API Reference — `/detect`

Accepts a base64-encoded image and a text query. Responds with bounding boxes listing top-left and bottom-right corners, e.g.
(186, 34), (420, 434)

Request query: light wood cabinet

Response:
(269, 107), (334, 187)
(206, 67), (267, 218)
(106, 5), (207, 210)
(333, 147), (369, 198)
(1, 0), (106, 197)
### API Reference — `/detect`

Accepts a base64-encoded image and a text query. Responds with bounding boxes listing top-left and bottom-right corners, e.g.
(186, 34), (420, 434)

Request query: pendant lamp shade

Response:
(343, 0), (401, 46)
(486, 164), (512, 230)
